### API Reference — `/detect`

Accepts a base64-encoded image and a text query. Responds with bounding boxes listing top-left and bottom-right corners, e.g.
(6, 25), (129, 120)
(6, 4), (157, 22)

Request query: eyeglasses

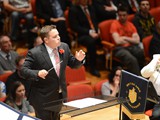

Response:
(115, 74), (121, 77)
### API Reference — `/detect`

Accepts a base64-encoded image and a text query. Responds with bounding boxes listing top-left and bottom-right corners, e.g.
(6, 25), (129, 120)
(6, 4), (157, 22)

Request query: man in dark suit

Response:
(36, 0), (71, 47)
(20, 25), (85, 120)
(68, 0), (101, 77)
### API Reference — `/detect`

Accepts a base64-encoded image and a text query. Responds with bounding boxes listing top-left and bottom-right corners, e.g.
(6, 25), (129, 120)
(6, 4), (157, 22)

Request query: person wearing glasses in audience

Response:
(20, 25), (86, 120)
(101, 66), (122, 97)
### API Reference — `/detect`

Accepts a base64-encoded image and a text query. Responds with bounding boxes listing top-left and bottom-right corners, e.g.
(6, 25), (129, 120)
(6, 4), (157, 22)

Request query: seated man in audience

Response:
(3, 0), (35, 44)
(132, 0), (156, 40)
(6, 55), (31, 97)
(0, 81), (6, 99)
(35, 0), (71, 47)
(68, 0), (101, 77)
(149, 22), (160, 58)
(92, 0), (117, 23)
(110, 5), (144, 75)
(0, 35), (19, 75)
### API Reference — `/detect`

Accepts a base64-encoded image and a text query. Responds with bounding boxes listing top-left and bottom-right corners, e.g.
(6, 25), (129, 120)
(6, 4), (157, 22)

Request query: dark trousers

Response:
(78, 35), (101, 70)
(34, 93), (63, 120)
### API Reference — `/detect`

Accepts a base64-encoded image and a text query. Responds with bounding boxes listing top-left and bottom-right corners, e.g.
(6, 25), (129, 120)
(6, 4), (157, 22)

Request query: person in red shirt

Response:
(110, 5), (145, 75)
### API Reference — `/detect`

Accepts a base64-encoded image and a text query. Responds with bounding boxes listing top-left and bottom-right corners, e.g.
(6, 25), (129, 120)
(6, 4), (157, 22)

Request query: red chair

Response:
(0, 72), (13, 83)
(65, 66), (91, 85)
(99, 19), (122, 70)
(67, 84), (94, 101)
(142, 35), (153, 64)
(128, 14), (134, 22)
(149, 7), (160, 24)
(94, 79), (108, 96)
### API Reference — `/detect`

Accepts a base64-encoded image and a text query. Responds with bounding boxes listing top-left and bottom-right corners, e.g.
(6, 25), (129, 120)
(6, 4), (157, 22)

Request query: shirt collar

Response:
(0, 50), (10, 59)
(45, 44), (58, 55)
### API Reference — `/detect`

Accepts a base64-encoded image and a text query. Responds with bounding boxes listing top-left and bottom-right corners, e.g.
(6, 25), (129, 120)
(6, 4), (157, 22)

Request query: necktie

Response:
(83, 6), (95, 30)
(130, 0), (137, 12)
(6, 54), (10, 61)
(53, 48), (60, 76)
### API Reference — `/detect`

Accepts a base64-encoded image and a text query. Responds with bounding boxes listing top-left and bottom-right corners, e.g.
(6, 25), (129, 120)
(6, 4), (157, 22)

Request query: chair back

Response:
(65, 66), (91, 85)
(94, 79), (108, 96)
(142, 35), (153, 63)
(0, 72), (13, 83)
(150, 7), (160, 24)
(99, 20), (114, 44)
(67, 84), (94, 101)
(128, 14), (134, 22)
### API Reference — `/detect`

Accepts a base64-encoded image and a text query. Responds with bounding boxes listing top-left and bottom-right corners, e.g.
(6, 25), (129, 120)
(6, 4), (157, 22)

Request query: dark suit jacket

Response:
(69, 5), (99, 37)
(21, 42), (82, 111)
(36, 0), (70, 24)
(92, 0), (117, 22)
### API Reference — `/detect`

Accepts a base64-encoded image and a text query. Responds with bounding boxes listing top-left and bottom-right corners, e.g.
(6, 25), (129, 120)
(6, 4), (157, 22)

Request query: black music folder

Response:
(119, 70), (159, 119)
(0, 102), (41, 120)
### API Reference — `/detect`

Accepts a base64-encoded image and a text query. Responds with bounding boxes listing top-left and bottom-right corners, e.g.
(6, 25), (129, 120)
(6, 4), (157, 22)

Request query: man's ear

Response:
(44, 37), (48, 43)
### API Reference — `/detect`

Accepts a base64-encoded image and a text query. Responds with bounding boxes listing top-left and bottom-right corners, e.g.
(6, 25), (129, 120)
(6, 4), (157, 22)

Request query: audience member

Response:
(5, 81), (35, 117)
(132, 0), (156, 40)
(0, 35), (19, 75)
(33, 36), (43, 47)
(35, 0), (71, 47)
(69, 0), (101, 77)
(149, 22), (160, 58)
(6, 55), (31, 97)
(3, 0), (35, 44)
(0, 81), (6, 98)
(92, 0), (117, 23)
(20, 25), (85, 120)
(101, 66), (122, 97)
(110, 6), (144, 75)
(140, 54), (160, 120)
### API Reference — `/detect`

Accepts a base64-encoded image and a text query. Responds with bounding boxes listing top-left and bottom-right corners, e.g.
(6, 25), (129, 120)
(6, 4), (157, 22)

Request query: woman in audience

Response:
(5, 81), (35, 117)
(101, 66), (122, 97)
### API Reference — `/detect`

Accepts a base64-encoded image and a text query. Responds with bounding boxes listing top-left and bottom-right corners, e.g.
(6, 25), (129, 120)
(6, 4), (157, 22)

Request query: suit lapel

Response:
(40, 44), (53, 69)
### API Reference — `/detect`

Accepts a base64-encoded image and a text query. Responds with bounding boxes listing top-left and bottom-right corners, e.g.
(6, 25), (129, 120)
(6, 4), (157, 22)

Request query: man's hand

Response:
(38, 69), (48, 79)
(75, 50), (86, 61)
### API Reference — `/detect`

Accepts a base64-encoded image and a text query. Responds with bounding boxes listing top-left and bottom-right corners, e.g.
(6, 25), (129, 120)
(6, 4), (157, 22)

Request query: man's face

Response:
(0, 36), (12, 53)
(118, 11), (128, 24)
(44, 29), (61, 49)
(140, 1), (150, 13)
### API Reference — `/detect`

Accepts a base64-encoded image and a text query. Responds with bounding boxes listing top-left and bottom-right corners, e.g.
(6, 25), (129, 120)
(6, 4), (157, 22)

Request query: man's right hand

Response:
(38, 69), (48, 79)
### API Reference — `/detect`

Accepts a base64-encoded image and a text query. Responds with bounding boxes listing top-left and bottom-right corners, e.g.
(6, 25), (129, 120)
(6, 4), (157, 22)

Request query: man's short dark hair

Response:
(117, 5), (128, 13)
